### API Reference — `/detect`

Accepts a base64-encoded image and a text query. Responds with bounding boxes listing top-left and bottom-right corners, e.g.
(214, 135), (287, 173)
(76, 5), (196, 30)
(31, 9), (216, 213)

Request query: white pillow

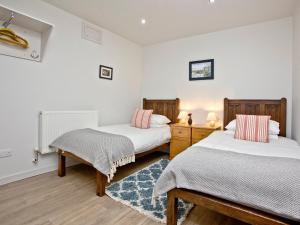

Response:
(225, 120), (236, 131)
(150, 124), (169, 128)
(224, 130), (279, 140)
(150, 114), (171, 125)
(225, 119), (280, 135)
(269, 120), (280, 135)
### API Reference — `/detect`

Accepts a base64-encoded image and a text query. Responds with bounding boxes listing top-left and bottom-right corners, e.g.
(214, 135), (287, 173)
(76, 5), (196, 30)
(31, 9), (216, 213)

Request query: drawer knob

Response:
(178, 131), (182, 134)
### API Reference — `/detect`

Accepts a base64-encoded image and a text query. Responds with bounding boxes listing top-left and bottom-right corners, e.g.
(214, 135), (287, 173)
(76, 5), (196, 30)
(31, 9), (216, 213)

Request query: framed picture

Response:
(189, 59), (214, 81)
(99, 65), (113, 80)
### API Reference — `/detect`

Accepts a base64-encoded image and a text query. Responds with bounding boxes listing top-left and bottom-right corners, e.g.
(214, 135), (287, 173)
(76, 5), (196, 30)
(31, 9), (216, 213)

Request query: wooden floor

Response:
(0, 152), (248, 225)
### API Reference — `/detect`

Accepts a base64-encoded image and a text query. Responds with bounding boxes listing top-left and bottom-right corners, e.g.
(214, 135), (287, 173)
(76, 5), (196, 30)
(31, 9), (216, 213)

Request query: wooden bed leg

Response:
(58, 150), (66, 177)
(167, 190), (178, 225)
(96, 170), (107, 197)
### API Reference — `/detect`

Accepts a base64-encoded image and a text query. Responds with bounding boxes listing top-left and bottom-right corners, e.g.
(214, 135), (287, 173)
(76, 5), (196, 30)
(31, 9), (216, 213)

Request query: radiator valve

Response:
(32, 148), (39, 163)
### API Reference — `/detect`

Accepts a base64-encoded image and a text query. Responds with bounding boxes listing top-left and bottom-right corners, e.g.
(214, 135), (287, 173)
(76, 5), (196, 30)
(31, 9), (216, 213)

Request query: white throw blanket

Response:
(50, 128), (135, 182)
(153, 146), (300, 222)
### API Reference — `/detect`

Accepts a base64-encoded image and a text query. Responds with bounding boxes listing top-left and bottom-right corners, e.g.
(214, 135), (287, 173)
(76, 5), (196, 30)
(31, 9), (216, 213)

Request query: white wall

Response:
(143, 18), (293, 136)
(0, 1), (295, 185)
(292, 2), (300, 143)
(0, 0), (143, 184)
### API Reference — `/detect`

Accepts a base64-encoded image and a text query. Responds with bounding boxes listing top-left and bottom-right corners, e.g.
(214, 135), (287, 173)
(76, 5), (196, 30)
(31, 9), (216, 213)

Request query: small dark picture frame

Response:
(99, 65), (113, 80)
(189, 59), (214, 81)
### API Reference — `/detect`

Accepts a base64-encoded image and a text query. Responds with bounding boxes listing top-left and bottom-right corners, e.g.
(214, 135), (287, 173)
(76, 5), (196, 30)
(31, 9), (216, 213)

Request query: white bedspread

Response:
(194, 131), (300, 159)
(93, 124), (171, 154)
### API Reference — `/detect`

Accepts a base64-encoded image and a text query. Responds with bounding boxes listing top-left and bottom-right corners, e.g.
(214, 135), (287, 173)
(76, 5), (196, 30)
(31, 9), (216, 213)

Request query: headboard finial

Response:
(281, 98), (287, 103)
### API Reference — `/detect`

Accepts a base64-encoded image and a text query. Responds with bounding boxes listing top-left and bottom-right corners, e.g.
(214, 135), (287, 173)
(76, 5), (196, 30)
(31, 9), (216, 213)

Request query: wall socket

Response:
(0, 149), (12, 158)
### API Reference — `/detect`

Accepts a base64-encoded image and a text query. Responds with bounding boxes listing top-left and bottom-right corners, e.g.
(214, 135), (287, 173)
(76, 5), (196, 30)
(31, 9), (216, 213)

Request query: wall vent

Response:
(82, 22), (102, 45)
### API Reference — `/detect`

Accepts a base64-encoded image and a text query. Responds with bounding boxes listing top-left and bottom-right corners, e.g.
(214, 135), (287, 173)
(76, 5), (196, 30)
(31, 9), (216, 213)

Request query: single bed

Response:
(57, 98), (179, 197)
(154, 98), (300, 225)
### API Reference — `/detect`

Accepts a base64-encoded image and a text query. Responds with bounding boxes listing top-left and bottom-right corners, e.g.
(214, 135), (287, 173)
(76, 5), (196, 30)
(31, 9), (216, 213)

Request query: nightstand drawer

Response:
(172, 126), (191, 138)
(170, 139), (190, 159)
(170, 124), (221, 160)
(192, 128), (213, 140)
(192, 128), (214, 144)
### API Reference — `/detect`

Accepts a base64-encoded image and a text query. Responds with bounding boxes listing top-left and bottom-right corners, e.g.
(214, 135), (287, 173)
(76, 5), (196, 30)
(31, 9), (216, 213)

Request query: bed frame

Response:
(167, 98), (299, 225)
(57, 98), (180, 197)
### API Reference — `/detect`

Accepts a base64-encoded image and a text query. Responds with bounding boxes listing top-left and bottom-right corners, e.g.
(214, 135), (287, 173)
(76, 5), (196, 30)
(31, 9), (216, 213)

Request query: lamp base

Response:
(209, 121), (216, 127)
(179, 119), (187, 124)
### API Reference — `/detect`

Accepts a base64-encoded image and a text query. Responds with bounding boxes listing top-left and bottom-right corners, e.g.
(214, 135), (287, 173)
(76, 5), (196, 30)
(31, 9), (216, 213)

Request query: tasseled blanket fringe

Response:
(107, 155), (135, 182)
(151, 194), (157, 208)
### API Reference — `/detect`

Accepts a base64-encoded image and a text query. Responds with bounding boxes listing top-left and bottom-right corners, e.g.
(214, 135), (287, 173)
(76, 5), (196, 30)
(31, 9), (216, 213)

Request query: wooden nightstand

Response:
(191, 124), (221, 144)
(170, 124), (221, 159)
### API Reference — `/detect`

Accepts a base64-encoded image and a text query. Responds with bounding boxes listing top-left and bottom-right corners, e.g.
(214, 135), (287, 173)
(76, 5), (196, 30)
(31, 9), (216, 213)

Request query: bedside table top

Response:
(192, 124), (221, 130)
(171, 123), (192, 128)
(172, 123), (221, 130)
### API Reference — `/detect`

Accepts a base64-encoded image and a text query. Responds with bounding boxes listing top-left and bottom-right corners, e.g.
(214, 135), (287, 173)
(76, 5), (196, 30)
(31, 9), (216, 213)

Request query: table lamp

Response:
(207, 112), (217, 127)
(178, 111), (188, 124)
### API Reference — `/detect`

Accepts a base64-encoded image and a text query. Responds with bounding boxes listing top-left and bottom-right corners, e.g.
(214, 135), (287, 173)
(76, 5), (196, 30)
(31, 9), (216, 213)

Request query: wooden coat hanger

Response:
(0, 12), (29, 49)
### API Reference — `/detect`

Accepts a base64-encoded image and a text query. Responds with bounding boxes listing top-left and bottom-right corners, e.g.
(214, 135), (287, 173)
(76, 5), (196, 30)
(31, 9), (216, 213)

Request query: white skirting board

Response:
(0, 160), (79, 186)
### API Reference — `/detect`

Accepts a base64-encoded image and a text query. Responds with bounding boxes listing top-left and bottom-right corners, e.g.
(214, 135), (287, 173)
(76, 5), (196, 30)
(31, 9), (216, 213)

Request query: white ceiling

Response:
(43, 0), (296, 45)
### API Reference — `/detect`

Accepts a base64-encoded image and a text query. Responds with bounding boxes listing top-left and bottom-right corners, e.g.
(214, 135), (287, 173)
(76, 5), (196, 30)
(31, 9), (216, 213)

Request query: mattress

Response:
(93, 123), (171, 154)
(194, 131), (300, 159)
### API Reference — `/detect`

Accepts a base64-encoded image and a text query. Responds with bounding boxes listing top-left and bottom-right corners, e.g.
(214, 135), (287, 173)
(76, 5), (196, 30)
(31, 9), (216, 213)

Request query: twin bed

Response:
(53, 97), (300, 225)
(155, 98), (300, 225)
(56, 98), (179, 196)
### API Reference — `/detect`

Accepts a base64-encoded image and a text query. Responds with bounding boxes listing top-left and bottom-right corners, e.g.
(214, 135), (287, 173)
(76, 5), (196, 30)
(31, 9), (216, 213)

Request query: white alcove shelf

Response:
(0, 4), (53, 62)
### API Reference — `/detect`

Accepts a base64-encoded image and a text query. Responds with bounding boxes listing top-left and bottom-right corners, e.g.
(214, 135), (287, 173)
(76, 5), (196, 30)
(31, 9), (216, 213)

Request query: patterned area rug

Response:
(106, 159), (193, 224)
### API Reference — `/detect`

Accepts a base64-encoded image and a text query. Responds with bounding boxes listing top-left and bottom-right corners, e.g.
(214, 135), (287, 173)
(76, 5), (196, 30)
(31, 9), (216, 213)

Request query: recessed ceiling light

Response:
(209, 0), (215, 3)
(141, 18), (146, 25)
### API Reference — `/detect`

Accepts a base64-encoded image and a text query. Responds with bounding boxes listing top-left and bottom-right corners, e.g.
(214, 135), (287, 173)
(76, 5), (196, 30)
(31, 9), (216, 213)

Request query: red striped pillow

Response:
(234, 115), (271, 143)
(131, 109), (153, 129)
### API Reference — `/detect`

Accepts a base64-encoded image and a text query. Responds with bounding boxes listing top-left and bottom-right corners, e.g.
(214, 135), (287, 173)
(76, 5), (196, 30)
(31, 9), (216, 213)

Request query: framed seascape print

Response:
(99, 65), (113, 80)
(189, 59), (214, 81)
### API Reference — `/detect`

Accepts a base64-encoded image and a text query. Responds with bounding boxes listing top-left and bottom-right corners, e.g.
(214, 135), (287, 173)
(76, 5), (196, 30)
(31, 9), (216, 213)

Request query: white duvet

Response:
(93, 124), (171, 154)
(194, 131), (300, 159)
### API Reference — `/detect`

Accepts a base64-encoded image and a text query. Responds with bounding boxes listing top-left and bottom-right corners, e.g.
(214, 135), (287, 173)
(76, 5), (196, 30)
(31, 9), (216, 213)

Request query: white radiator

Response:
(39, 111), (98, 154)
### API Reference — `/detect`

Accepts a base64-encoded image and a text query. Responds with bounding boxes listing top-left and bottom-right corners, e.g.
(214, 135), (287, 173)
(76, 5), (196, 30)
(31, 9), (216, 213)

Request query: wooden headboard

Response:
(143, 98), (180, 124)
(224, 98), (287, 137)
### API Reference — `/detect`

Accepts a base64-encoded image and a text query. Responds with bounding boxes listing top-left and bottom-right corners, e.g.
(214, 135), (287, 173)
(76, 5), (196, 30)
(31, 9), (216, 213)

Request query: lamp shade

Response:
(178, 111), (188, 120)
(207, 112), (217, 121)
